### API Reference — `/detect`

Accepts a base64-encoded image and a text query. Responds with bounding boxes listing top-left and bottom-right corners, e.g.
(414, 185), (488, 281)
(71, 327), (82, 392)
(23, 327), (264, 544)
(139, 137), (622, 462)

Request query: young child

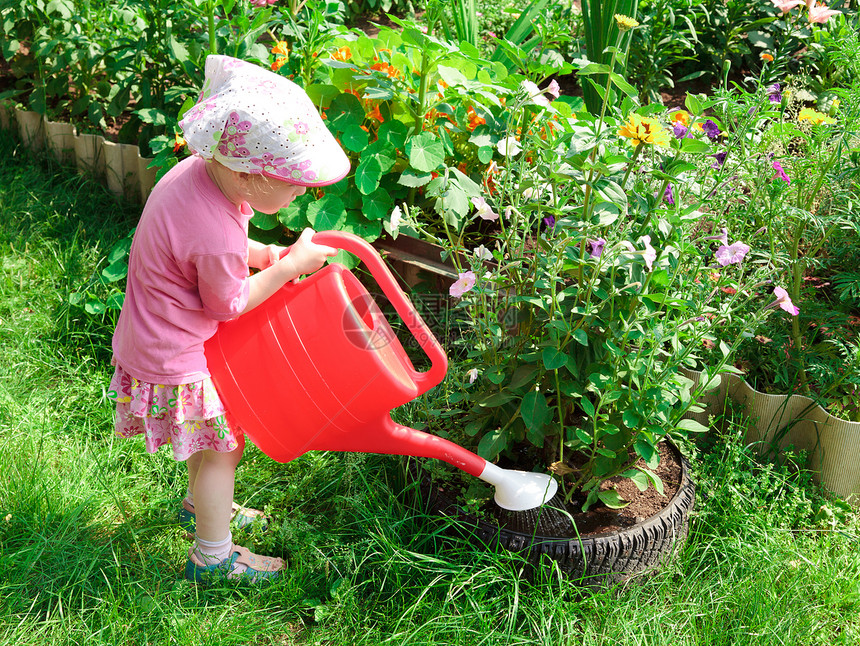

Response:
(107, 55), (350, 584)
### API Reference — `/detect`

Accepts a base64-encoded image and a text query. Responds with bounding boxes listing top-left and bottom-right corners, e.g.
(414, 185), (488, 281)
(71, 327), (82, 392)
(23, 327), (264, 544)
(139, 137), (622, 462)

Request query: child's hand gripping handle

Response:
(283, 230), (448, 393)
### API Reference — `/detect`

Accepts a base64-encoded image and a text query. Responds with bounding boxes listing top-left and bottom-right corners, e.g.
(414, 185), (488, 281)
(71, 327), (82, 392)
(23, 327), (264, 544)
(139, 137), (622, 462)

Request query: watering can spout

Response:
(376, 417), (558, 511)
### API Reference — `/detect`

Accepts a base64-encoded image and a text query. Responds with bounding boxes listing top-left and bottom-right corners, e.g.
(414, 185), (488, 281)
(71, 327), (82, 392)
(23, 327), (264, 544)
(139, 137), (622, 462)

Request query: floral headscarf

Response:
(179, 55), (350, 187)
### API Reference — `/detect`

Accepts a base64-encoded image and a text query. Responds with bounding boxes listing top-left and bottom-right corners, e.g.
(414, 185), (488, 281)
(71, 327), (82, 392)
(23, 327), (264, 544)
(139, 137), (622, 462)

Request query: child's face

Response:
(244, 178), (307, 214)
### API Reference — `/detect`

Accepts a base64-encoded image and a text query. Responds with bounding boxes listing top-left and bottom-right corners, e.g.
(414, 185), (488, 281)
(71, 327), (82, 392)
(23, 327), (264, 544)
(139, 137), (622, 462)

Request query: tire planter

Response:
(410, 441), (695, 587)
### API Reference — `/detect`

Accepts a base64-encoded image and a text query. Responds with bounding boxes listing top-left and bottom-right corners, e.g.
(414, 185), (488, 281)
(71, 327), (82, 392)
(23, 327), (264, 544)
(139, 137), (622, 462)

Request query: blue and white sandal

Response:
(178, 499), (269, 538)
(185, 544), (285, 584)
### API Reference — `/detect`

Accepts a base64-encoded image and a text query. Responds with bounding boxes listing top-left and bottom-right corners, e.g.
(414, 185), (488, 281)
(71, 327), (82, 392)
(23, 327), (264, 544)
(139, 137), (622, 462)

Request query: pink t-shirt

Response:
(112, 156), (253, 385)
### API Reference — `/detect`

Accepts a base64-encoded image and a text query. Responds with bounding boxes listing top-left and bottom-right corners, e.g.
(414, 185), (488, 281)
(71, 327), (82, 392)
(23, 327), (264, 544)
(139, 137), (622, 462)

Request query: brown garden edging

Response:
(682, 367), (860, 505)
(0, 102), (156, 205)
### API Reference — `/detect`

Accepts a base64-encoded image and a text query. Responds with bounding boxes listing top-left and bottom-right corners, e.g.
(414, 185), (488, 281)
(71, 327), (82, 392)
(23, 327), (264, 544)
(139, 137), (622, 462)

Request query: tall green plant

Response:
(579, 0), (639, 113)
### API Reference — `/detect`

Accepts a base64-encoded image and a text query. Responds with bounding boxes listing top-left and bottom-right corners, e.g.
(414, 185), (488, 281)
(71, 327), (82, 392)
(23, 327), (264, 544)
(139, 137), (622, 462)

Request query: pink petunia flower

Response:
(772, 160), (791, 184)
(715, 241), (751, 266)
(771, 286), (800, 315)
(471, 196), (499, 221)
(642, 235), (657, 271)
(547, 79), (561, 99)
(704, 227), (730, 246)
(449, 271), (477, 298)
(467, 368), (479, 384)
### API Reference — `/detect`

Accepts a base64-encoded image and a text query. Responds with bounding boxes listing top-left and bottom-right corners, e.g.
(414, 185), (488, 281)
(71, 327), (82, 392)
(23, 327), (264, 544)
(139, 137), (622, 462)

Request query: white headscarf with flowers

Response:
(179, 55), (350, 187)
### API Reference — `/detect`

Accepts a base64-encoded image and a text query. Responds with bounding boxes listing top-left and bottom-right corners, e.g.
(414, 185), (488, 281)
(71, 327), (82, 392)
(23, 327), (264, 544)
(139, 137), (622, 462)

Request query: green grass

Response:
(1, 126), (859, 645)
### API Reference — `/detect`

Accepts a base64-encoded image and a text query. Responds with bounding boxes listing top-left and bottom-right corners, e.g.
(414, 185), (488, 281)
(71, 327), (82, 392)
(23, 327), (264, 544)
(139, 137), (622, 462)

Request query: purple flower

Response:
(588, 237), (606, 258)
(772, 160), (791, 184)
(663, 183), (675, 206)
(673, 123), (692, 139)
(711, 151), (727, 168)
(702, 120), (721, 141)
(715, 241), (750, 266)
(767, 83), (782, 103)
(543, 215), (556, 230)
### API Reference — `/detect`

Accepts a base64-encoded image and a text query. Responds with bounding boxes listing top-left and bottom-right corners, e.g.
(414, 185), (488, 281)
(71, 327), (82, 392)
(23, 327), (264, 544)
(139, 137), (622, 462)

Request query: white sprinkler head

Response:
(478, 462), (559, 511)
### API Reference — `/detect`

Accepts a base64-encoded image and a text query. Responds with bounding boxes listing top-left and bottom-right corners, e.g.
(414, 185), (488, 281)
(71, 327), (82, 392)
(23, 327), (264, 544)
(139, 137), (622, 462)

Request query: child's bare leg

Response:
(185, 451), (203, 506)
(192, 446), (242, 542)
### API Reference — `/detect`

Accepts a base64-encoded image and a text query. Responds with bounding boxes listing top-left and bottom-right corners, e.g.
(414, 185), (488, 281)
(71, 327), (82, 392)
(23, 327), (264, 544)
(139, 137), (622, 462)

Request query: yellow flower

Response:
(614, 14), (640, 31)
(618, 113), (670, 147)
(798, 107), (835, 125)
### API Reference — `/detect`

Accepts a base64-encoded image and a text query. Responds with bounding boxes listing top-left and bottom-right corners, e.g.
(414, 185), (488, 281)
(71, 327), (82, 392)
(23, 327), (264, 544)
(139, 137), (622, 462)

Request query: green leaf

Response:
(580, 398), (595, 418)
(542, 347), (567, 370)
(328, 92), (365, 131)
(477, 427), (508, 461)
(685, 93), (703, 115)
(251, 210), (280, 231)
(597, 489), (629, 509)
(355, 156), (383, 195)
(341, 124), (369, 152)
(437, 64), (468, 86)
(398, 170), (432, 187)
(306, 195), (346, 230)
(101, 259), (128, 283)
(622, 410), (641, 429)
(486, 367), (506, 384)
(521, 391), (551, 433)
(676, 418), (709, 434)
(634, 439), (659, 468)
(572, 329), (589, 346)
(406, 131), (445, 172)
(680, 138), (711, 154)
(621, 469), (650, 491)
(361, 188), (394, 221)
(377, 120), (408, 149)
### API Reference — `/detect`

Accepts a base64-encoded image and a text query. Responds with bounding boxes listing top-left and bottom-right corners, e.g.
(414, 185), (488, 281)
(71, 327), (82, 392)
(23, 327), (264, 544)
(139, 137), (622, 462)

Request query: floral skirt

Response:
(107, 363), (243, 461)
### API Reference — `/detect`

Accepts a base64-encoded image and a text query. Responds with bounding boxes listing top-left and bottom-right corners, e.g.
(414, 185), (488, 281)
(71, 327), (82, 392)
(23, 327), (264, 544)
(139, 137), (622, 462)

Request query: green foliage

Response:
(579, 0), (639, 113)
(627, 0), (702, 104)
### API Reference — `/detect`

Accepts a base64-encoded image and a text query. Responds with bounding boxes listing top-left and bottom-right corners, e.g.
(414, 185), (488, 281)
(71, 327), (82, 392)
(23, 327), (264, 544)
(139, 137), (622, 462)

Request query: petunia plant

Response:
(399, 75), (802, 511)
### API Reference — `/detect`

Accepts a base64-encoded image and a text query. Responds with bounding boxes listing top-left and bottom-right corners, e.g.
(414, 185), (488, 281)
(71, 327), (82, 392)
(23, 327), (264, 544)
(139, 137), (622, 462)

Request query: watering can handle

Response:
(280, 230), (448, 392)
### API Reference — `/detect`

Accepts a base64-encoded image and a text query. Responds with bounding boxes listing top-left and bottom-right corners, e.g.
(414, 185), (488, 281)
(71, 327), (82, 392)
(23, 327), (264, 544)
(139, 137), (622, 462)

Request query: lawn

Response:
(1, 121), (859, 645)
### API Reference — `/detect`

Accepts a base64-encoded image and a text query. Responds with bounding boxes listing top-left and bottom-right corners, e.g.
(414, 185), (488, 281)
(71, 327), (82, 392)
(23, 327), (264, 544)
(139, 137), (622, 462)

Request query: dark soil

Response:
(431, 441), (684, 539)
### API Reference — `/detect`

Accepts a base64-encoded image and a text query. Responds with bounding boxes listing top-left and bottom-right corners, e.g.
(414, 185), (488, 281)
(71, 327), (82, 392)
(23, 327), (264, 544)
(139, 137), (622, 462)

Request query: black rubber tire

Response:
(411, 442), (695, 587)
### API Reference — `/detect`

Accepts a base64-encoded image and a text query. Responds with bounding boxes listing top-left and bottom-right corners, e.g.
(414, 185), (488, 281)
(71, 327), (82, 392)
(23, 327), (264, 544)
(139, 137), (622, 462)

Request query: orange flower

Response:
(386, 65), (401, 79)
(332, 46), (352, 61)
(670, 110), (690, 126)
(466, 106), (486, 131)
(370, 61), (389, 74)
(368, 104), (384, 123)
(271, 56), (288, 72)
(272, 41), (289, 56)
(437, 80), (449, 91)
(173, 134), (186, 152)
(457, 161), (468, 173)
(761, 52), (774, 62)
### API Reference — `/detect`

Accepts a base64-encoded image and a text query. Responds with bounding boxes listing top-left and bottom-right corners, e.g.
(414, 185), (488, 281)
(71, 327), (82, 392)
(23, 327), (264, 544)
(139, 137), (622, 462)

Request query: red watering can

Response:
(204, 231), (556, 511)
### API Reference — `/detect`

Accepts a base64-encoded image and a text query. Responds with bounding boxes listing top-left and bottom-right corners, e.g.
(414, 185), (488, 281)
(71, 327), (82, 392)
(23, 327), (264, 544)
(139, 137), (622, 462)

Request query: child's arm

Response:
(242, 228), (336, 313)
(247, 239), (286, 270)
